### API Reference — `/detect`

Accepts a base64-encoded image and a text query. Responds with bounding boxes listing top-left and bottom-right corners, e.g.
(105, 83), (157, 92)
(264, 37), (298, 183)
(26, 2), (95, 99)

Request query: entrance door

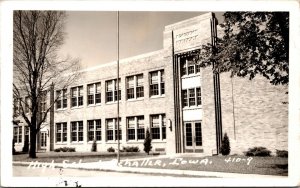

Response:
(184, 121), (203, 153)
(40, 132), (47, 149)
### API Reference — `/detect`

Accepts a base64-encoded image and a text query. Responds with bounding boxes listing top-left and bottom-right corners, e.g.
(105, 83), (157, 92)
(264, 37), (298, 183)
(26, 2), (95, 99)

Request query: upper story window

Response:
(150, 114), (166, 140)
(87, 82), (101, 105)
(13, 98), (20, 117)
(106, 118), (121, 141)
(25, 96), (31, 113)
(71, 86), (83, 107)
(56, 122), (67, 143)
(40, 91), (47, 121)
(181, 56), (200, 76)
(126, 74), (144, 100)
(182, 87), (202, 108)
(106, 79), (121, 103)
(56, 89), (67, 110)
(150, 70), (165, 97)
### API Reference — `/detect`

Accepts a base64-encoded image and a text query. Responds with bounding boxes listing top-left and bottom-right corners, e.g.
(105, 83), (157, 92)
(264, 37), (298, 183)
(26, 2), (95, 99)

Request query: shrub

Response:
(91, 140), (97, 152)
(68, 147), (76, 152)
(54, 147), (76, 152)
(122, 146), (140, 152)
(143, 128), (152, 155)
(244, 147), (271, 157)
(276, 149), (288, 158)
(220, 133), (231, 155)
(107, 147), (115, 152)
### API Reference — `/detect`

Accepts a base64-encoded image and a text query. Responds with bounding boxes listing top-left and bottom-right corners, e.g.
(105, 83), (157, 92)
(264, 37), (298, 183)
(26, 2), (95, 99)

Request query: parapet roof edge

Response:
(164, 12), (214, 31)
(80, 49), (164, 73)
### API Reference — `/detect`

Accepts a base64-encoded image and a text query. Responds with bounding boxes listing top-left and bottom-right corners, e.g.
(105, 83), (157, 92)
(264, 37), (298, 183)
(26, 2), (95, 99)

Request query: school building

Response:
(13, 12), (288, 156)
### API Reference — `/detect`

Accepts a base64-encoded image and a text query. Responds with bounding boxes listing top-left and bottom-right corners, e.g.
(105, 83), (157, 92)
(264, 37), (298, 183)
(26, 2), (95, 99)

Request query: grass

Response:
(119, 155), (288, 176)
(13, 151), (160, 163)
(13, 152), (288, 176)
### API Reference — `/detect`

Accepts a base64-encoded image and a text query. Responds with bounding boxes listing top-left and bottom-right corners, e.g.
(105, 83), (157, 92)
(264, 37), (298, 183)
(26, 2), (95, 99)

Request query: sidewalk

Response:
(13, 155), (287, 179)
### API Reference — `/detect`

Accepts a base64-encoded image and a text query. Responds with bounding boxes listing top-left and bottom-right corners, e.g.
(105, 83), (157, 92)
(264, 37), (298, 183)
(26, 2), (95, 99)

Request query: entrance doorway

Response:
(184, 121), (203, 153)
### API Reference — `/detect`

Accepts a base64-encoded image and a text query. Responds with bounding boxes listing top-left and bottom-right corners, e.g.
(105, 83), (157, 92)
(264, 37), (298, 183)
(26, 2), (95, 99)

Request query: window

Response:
(127, 76), (134, 99)
(40, 91), (47, 121)
(106, 79), (121, 102)
(106, 118), (121, 141)
(182, 87), (202, 107)
(25, 126), (29, 136)
(56, 123), (67, 142)
(150, 114), (166, 140)
(25, 96), (31, 113)
(13, 98), (20, 117)
(71, 121), (83, 142)
(127, 117), (135, 140)
(181, 56), (200, 76)
(137, 116), (145, 140)
(56, 89), (67, 109)
(71, 86), (83, 107)
(127, 116), (145, 141)
(189, 88), (196, 106)
(87, 119), (101, 141)
(150, 70), (165, 97)
(13, 127), (22, 143)
(126, 74), (144, 100)
(87, 82), (101, 105)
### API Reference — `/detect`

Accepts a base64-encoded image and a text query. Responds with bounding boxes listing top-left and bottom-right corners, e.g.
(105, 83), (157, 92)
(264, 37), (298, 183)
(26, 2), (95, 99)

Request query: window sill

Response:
(151, 140), (167, 143)
(181, 74), (201, 79)
(150, 95), (165, 99)
(70, 142), (84, 145)
(106, 141), (123, 144)
(87, 103), (101, 107)
(183, 106), (202, 110)
(56, 108), (68, 112)
(70, 106), (84, 110)
(105, 101), (122, 105)
(87, 141), (102, 144)
(126, 98), (144, 102)
(126, 140), (144, 143)
(55, 142), (68, 145)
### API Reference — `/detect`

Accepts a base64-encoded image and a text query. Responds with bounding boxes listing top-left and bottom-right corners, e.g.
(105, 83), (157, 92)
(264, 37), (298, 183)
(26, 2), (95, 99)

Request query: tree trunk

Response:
(29, 129), (37, 158)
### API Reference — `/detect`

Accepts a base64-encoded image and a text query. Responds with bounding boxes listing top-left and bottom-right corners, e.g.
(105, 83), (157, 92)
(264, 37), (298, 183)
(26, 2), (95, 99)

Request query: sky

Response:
(59, 11), (224, 69)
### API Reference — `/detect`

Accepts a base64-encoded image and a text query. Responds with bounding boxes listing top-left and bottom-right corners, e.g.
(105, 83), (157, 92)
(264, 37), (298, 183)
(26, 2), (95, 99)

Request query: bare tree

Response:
(13, 10), (80, 158)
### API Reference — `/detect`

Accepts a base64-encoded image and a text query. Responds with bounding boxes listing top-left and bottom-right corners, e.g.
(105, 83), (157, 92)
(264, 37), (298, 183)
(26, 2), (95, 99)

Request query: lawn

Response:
(13, 151), (159, 163)
(119, 155), (288, 176)
(13, 152), (288, 176)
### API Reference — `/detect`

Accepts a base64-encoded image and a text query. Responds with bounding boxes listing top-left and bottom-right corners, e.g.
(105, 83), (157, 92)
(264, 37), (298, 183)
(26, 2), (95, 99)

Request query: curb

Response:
(13, 161), (287, 179)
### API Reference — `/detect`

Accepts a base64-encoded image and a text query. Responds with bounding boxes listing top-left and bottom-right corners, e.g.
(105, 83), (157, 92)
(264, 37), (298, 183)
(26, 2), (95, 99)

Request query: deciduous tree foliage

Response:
(198, 12), (289, 85)
(13, 11), (80, 158)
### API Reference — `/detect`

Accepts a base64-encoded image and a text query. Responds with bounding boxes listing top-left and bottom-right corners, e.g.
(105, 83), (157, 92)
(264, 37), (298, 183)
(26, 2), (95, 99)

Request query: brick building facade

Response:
(13, 12), (288, 155)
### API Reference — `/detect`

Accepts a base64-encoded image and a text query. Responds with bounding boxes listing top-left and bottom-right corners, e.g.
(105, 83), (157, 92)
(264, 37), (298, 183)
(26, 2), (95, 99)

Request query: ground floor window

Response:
(56, 123), (67, 143)
(126, 116), (145, 141)
(71, 121), (83, 142)
(13, 126), (22, 143)
(106, 118), (121, 141)
(87, 119), (101, 141)
(150, 114), (166, 140)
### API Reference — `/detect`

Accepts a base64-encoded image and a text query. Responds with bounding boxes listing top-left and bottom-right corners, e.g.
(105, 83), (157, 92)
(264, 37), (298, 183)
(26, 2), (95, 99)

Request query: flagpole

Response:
(116, 10), (120, 164)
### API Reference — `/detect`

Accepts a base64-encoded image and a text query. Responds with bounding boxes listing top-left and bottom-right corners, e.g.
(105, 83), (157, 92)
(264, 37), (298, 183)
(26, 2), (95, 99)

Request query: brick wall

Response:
(220, 72), (288, 155)
(202, 68), (288, 155)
